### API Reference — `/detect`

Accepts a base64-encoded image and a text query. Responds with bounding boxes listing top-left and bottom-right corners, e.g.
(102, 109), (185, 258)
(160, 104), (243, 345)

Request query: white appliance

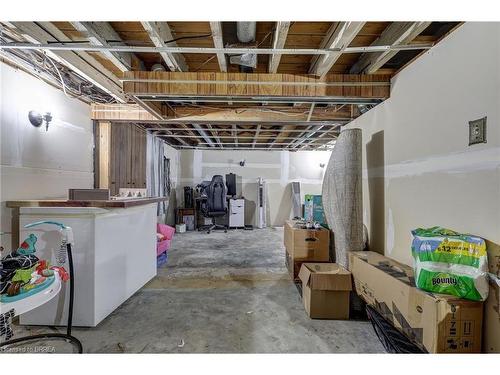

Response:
(228, 198), (245, 228)
(257, 177), (267, 228)
(291, 181), (302, 219)
(18, 204), (157, 327)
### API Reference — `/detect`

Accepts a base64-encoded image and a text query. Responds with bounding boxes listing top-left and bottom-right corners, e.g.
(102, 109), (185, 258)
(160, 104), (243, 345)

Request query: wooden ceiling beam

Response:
(209, 22), (227, 72)
(10, 22), (126, 102)
(91, 103), (353, 122)
(141, 21), (188, 72)
(268, 21), (291, 73)
(309, 21), (365, 78)
(70, 22), (136, 72)
(350, 21), (432, 74)
(122, 71), (391, 99)
(91, 103), (158, 121)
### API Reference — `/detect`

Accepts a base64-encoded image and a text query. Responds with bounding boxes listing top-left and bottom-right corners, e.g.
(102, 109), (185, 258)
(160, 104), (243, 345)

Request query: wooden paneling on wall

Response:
(95, 122), (147, 196)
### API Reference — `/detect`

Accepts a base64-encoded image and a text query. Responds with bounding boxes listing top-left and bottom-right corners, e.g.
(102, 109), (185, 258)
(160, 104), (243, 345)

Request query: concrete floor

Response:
(10, 227), (385, 353)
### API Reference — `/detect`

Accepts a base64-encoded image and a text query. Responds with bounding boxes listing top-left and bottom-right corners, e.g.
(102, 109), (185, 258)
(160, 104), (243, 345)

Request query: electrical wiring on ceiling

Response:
(45, 33), (213, 46)
(0, 34), (115, 104)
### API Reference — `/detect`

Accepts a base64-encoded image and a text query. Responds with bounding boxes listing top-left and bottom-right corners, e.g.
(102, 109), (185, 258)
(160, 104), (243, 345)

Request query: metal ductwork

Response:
(229, 53), (257, 69)
(151, 63), (166, 72)
(357, 104), (375, 114)
(232, 22), (257, 72)
(236, 22), (256, 43)
(192, 124), (215, 147)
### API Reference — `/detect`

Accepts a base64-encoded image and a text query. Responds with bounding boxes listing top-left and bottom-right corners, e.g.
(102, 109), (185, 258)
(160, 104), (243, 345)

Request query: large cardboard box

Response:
(483, 240), (500, 353)
(284, 220), (330, 281)
(298, 263), (352, 319)
(349, 251), (483, 353)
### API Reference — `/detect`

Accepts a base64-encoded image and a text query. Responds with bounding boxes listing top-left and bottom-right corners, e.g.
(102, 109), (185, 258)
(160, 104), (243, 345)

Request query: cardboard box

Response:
(285, 250), (327, 282)
(349, 251), (483, 353)
(298, 263), (352, 319)
(483, 239), (500, 353)
(284, 220), (330, 281)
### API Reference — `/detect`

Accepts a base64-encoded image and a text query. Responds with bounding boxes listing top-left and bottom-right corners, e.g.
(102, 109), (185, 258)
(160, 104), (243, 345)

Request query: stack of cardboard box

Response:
(285, 219), (486, 353)
(284, 220), (330, 281)
(284, 220), (353, 320)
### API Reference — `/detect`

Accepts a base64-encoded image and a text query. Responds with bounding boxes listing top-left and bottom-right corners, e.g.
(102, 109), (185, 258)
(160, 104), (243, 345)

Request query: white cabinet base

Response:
(228, 199), (245, 228)
(18, 204), (157, 327)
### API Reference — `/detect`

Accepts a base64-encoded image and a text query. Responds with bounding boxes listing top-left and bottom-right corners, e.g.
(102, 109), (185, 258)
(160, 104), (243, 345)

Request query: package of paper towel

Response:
(411, 226), (488, 301)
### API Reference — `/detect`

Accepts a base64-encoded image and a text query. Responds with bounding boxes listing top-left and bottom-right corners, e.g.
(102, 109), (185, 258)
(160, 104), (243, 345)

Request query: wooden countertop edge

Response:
(6, 197), (168, 209)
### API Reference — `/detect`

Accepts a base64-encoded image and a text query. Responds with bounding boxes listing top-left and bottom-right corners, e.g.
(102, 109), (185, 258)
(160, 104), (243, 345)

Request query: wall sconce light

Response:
(28, 110), (53, 131)
(319, 163), (326, 168)
(239, 159), (246, 167)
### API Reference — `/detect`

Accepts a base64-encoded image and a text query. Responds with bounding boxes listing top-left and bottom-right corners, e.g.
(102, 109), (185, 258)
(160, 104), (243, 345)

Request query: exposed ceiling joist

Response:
(70, 21), (134, 72)
(132, 97), (190, 146)
(154, 134), (337, 141)
(136, 96), (384, 106)
(309, 21), (366, 78)
(151, 127), (339, 134)
(141, 21), (188, 72)
(10, 22), (126, 102)
(268, 21), (291, 73)
(350, 21), (432, 74)
(286, 103), (315, 148)
(209, 22), (227, 72)
(90, 103), (353, 122)
(122, 71), (390, 104)
(174, 145), (334, 151)
(133, 119), (346, 126)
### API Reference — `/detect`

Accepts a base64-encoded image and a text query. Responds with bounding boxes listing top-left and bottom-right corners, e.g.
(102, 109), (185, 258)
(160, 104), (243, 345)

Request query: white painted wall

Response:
(178, 149), (331, 226)
(345, 22), (500, 264)
(0, 62), (93, 248)
(343, 22), (500, 352)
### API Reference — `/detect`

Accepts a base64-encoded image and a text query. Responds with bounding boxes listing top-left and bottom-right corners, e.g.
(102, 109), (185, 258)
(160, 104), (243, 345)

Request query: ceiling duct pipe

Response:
(192, 124), (215, 147)
(237, 22), (256, 43)
(232, 22), (257, 72)
(151, 63), (166, 72)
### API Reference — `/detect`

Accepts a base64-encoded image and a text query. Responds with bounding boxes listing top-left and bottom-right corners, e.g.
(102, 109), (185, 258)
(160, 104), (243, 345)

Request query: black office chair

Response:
(199, 175), (228, 233)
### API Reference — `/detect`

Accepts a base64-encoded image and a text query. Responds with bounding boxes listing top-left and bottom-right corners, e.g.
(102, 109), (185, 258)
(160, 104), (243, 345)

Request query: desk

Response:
(176, 207), (196, 230)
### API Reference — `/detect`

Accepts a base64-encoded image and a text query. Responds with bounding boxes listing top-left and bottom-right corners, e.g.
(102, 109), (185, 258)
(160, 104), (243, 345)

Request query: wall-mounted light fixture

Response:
(239, 159), (246, 167)
(28, 110), (53, 131)
(319, 163), (326, 168)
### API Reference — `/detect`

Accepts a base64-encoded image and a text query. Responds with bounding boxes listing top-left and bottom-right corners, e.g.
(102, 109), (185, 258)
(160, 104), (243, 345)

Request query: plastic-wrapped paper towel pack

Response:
(411, 227), (488, 301)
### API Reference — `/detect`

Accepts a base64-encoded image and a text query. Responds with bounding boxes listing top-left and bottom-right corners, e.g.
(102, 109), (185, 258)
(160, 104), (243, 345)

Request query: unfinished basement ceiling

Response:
(0, 21), (461, 150)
